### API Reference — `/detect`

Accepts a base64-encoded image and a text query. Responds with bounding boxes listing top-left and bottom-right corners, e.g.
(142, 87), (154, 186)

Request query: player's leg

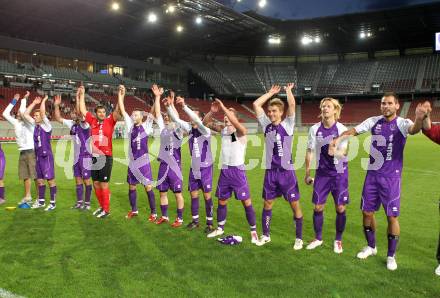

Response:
(171, 191), (184, 228)
(203, 191), (214, 233)
(257, 199), (274, 246)
(0, 148), (5, 204)
(97, 156), (113, 218)
(156, 191), (170, 224)
(207, 198), (228, 238)
(73, 176), (84, 209)
(386, 215), (400, 271)
(290, 200), (304, 250)
(19, 151), (34, 204)
(241, 198), (258, 244)
(44, 178), (57, 211)
(126, 184), (139, 219)
(187, 189), (200, 230)
(92, 180), (104, 215)
(357, 174), (379, 259)
(34, 178), (46, 208)
(333, 204), (347, 254)
(357, 211), (378, 259)
(82, 178), (92, 211)
(144, 184), (157, 222)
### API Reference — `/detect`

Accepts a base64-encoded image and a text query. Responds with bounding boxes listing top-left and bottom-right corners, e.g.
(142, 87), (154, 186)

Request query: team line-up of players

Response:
(0, 83), (433, 271)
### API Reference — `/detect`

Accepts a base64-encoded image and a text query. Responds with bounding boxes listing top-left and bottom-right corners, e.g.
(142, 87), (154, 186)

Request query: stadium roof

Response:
(0, 0), (439, 59)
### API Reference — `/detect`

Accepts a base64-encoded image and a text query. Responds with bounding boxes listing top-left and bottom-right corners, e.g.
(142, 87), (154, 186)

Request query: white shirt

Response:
(257, 114), (295, 136)
(220, 127), (247, 167)
(2, 98), (35, 151)
(355, 116), (413, 137)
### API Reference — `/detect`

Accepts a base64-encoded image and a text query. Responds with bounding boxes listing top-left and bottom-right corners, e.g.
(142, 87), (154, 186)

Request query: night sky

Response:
(216, 0), (440, 20)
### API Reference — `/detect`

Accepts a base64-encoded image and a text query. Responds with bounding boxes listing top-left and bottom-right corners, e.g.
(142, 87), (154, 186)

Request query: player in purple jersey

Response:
(155, 92), (185, 228)
(331, 92), (426, 270)
(23, 95), (57, 211)
(305, 98), (349, 254)
(118, 84), (162, 221)
(169, 96), (215, 233)
(204, 99), (259, 244)
(0, 143), (5, 205)
(53, 89), (93, 210)
(253, 84), (304, 250)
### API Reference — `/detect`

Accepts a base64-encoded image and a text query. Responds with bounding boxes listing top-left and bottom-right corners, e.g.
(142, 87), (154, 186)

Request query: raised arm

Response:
(117, 85), (126, 116)
(253, 85), (281, 117)
(284, 83), (296, 117)
(422, 101), (432, 131)
(24, 97), (42, 124)
(151, 84), (163, 120)
(40, 95), (48, 120)
(19, 91), (30, 115)
(408, 102), (428, 135)
(53, 95), (64, 124)
(167, 97), (191, 132)
(2, 93), (20, 124)
(203, 102), (223, 133)
(216, 98), (247, 137)
(176, 96), (208, 134)
(78, 86), (87, 118)
(75, 87), (81, 115)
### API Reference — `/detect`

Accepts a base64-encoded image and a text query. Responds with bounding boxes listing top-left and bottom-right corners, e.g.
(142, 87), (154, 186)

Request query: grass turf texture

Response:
(0, 133), (439, 297)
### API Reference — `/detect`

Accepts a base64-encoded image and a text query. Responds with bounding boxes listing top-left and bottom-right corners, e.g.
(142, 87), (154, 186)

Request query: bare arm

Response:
(253, 85), (281, 117)
(78, 86), (87, 117)
(304, 149), (314, 185)
(329, 128), (357, 156)
(216, 98), (247, 137)
(151, 84), (163, 120)
(284, 83), (296, 117)
(53, 95), (64, 124)
(408, 103), (428, 135)
(117, 85), (126, 116)
(2, 93), (20, 124)
(24, 97), (42, 124)
(19, 91), (30, 115)
(40, 95), (48, 120)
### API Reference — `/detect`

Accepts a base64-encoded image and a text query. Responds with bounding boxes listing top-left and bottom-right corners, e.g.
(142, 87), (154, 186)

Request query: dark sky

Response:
(216, 0), (440, 20)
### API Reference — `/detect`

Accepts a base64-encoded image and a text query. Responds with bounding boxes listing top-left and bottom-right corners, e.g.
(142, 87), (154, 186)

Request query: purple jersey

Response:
(355, 116), (413, 178)
(33, 117), (53, 157)
(308, 122), (348, 176)
(257, 114), (295, 170)
(158, 125), (183, 168)
(189, 127), (212, 168)
(64, 120), (91, 157)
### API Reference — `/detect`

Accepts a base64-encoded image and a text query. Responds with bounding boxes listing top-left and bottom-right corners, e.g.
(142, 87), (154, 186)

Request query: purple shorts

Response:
(263, 168), (300, 202)
(188, 166), (213, 193)
(215, 166), (250, 200)
(0, 148), (5, 180)
(156, 162), (183, 193)
(36, 154), (55, 180)
(361, 173), (401, 217)
(312, 174), (349, 206)
(127, 162), (153, 186)
(73, 156), (92, 179)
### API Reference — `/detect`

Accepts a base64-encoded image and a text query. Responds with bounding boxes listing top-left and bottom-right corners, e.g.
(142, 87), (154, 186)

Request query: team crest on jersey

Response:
(374, 124), (382, 134)
(390, 123), (396, 131)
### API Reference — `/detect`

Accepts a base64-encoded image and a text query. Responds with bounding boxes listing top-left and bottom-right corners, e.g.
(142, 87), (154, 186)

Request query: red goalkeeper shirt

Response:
(423, 124), (440, 145)
(85, 112), (117, 156)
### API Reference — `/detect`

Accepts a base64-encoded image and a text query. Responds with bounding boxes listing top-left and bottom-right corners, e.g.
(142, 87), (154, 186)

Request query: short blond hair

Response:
(268, 98), (284, 112)
(319, 97), (342, 120)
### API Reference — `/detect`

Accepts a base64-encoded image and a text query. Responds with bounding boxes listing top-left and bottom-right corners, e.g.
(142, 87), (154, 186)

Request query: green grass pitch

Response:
(0, 133), (439, 297)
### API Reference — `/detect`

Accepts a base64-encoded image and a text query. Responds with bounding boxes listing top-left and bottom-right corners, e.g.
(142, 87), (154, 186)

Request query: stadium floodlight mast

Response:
(148, 12), (158, 23)
(268, 35), (281, 45)
(258, 0), (267, 8)
(166, 4), (176, 14)
(176, 25), (184, 32)
(195, 16), (203, 24)
(301, 36), (313, 45)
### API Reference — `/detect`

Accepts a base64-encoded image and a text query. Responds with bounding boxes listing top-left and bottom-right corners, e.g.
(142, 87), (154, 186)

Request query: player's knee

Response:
(314, 204), (325, 212)
(219, 199), (228, 206)
(363, 211), (374, 219)
(242, 199), (252, 207)
(190, 190), (199, 198)
(387, 216), (399, 223)
(264, 200), (273, 209)
(145, 185), (153, 192)
(336, 205), (345, 213)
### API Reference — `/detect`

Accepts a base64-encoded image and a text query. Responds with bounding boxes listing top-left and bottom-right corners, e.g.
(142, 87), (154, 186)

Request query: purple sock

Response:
(295, 216), (303, 240)
(160, 204), (168, 217)
(147, 190), (156, 214)
(244, 204), (257, 232)
(217, 203), (227, 230)
(205, 198), (213, 226)
(85, 185), (92, 206)
(387, 234), (399, 257)
(191, 197), (199, 223)
(38, 185), (46, 203)
(129, 189), (137, 212)
(177, 208), (184, 220)
(262, 209), (272, 236)
(75, 184), (84, 204)
(363, 226), (376, 248)
(0, 187), (4, 200)
(335, 211), (346, 241)
(49, 186), (57, 205)
(313, 211), (323, 240)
